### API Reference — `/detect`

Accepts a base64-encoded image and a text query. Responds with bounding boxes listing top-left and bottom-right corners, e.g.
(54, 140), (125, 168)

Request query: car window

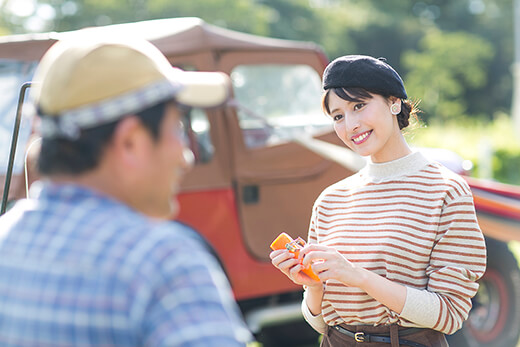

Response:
(231, 64), (331, 148)
(173, 64), (215, 164)
(181, 107), (214, 164)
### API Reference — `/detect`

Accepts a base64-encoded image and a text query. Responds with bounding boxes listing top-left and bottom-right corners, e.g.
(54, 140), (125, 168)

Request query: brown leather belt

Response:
(333, 325), (428, 347)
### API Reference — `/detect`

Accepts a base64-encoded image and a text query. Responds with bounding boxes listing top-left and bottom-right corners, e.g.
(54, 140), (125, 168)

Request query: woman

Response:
(270, 55), (486, 347)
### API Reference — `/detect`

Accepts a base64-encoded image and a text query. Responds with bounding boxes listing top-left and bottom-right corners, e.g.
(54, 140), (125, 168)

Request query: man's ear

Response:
(109, 115), (152, 169)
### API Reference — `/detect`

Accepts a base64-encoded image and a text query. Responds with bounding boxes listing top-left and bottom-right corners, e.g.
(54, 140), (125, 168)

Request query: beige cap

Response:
(32, 37), (231, 138)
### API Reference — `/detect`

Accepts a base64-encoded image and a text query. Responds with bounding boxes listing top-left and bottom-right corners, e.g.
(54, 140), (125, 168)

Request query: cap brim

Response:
(170, 70), (231, 108)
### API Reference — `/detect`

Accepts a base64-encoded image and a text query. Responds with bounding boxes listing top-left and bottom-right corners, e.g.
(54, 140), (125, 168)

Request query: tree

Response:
(0, 0), (272, 35)
(403, 30), (494, 123)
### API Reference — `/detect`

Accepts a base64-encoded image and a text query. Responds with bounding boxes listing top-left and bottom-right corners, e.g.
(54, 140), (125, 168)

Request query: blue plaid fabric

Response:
(0, 182), (251, 346)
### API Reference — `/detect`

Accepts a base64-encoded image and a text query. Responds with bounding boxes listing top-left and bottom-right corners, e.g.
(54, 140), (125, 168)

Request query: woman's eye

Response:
(353, 103), (365, 111)
(332, 114), (343, 121)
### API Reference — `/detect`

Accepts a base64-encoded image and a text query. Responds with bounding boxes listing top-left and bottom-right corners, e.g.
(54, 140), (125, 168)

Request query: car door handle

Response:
(242, 185), (259, 204)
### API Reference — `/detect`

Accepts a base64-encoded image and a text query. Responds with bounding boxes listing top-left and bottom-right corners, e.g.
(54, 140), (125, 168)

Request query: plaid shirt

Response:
(0, 182), (251, 346)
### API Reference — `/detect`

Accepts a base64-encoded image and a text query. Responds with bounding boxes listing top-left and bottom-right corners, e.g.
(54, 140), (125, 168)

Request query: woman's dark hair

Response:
(321, 87), (418, 130)
(38, 100), (171, 175)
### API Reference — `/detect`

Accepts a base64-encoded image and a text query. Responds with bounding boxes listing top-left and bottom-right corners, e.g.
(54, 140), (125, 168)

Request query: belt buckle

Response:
(354, 332), (366, 342)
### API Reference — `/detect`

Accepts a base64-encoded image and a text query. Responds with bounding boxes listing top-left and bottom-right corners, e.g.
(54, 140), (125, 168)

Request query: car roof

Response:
(0, 17), (323, 61)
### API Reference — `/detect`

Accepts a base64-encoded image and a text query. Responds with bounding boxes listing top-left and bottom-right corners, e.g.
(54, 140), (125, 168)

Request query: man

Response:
(0, 37), (251, 346)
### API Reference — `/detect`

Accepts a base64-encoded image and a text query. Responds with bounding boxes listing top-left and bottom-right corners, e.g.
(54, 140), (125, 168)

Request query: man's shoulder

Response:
(116, 220), (214, 270)
(140, 221), (208, 251)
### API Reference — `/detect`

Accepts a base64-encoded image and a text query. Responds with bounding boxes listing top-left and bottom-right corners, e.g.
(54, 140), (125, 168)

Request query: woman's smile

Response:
(351, 130), (372, 145)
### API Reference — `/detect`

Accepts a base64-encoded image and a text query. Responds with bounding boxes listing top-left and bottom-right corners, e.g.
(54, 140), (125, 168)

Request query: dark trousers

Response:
(320, 324), (449, 347)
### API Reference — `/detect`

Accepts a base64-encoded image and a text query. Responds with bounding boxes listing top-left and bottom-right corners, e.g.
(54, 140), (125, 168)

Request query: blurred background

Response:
(1, 2), (520, 346)
(1, 0), (518, 185)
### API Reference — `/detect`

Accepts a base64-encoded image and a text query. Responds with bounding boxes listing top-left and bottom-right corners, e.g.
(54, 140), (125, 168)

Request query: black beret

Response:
(322, 55), (407, 99)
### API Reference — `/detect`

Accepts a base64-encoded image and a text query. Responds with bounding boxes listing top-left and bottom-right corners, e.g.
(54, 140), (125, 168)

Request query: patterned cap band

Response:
(40, 79), (180, 139)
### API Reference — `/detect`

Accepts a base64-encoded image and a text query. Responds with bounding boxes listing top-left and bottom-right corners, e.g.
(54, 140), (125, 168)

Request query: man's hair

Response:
(37, 101), (170, 175)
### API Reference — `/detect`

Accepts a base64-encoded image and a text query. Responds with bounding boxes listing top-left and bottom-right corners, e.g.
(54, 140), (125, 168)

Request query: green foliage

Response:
(259, 0), (323, 42)
(0, 0), (272, 35)
(145, 0), (272, 35)
(406, 114), (520, 185)
(493, 149), (520, 184)
(403, 30), (494, 122)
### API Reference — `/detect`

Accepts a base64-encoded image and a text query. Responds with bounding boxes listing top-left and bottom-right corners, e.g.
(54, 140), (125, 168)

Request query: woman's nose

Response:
(345, 113), (360, 133)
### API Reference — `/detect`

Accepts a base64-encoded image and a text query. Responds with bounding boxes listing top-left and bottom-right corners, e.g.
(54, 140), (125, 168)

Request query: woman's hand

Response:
(269, 249), (322, 288)
(300, 244), (407, 314)
(299, 244), (366, 288)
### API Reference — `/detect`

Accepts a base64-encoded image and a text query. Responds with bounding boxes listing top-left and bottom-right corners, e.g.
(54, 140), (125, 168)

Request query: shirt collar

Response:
(363, 151), (430, 181)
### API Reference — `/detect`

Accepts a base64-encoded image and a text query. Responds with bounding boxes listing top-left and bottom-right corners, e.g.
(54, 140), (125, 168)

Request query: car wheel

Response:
(447, 237), (520, 347)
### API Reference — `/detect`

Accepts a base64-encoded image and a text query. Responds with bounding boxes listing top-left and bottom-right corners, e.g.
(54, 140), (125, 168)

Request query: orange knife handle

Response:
(270, 232), (293, 251)
(270, 232), (320, 281)
(301, 267), (320, 281)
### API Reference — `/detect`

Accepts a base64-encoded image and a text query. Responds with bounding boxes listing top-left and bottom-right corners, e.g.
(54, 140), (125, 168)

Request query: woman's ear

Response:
(389, 97), (401, 115)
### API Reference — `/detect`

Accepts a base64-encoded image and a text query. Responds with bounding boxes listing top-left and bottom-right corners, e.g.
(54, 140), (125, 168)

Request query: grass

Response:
(405, 114), (520, 184)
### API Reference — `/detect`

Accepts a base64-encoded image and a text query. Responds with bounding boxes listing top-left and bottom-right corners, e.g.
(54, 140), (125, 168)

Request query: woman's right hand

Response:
(269, 249), (322, 287)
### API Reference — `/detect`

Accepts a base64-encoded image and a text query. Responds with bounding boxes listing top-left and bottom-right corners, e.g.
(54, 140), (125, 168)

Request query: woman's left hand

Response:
(299, 244), (366, 288)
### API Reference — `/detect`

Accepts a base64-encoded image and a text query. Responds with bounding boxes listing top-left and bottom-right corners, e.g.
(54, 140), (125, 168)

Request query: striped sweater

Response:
(302, 151), (486, 335)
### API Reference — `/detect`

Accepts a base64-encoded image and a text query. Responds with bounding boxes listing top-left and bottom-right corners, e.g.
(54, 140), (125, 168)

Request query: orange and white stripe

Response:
(305, 152), (486, 335)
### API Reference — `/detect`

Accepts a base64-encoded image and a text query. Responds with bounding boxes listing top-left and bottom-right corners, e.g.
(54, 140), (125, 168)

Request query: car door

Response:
(219, 52), (353, 262)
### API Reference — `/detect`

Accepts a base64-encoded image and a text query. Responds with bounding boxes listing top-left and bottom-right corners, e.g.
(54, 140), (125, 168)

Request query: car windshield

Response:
(231, 64), (331, 148)
(0, 60), (37, 175)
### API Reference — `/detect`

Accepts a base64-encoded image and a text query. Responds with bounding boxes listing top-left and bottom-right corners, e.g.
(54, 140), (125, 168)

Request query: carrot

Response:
(270, 232), (320, 281)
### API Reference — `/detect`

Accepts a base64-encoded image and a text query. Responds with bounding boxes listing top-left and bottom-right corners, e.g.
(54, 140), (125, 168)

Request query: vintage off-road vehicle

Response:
(1, 18), (520, 347)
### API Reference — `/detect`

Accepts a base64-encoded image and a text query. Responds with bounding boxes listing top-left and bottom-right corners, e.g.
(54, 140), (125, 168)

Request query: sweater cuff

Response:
(400, 287), (440, 328)
(301, 294), (327, 334)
